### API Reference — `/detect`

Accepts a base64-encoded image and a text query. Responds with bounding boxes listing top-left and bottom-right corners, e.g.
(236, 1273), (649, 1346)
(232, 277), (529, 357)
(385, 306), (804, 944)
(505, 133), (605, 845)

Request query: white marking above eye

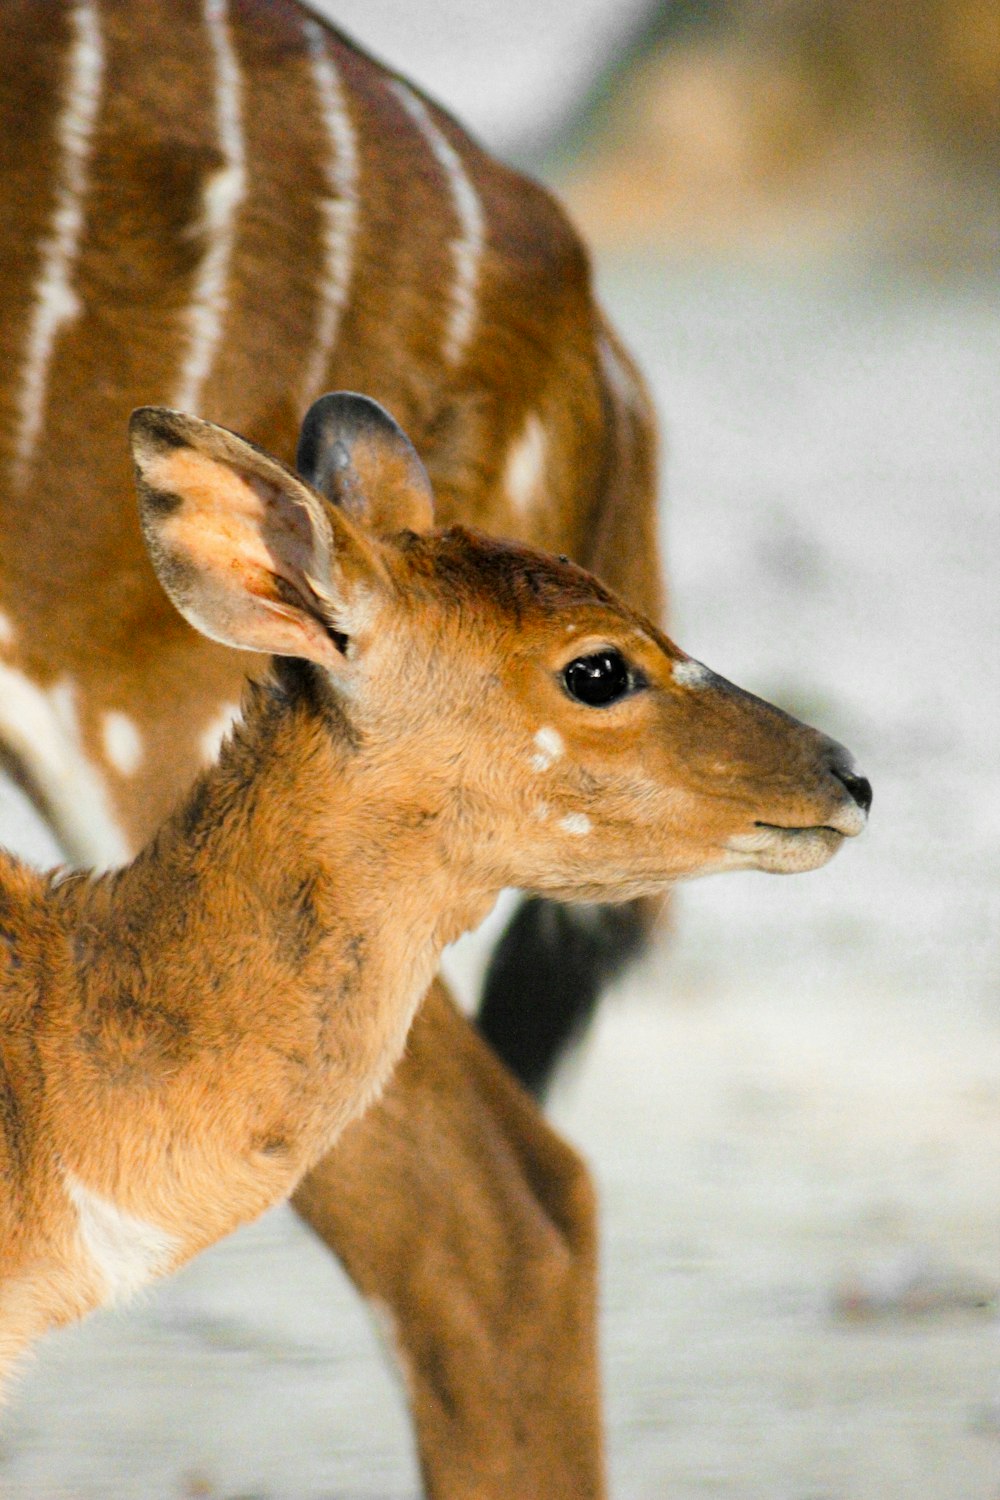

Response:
(530, 726), (564, 771)
(560, 813), (592, 836)
(673, 658), (712, 688)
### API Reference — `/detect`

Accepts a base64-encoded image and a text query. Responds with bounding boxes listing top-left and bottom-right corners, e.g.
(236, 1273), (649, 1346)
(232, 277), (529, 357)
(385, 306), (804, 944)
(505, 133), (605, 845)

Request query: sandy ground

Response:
(0, 256), (998, 1497)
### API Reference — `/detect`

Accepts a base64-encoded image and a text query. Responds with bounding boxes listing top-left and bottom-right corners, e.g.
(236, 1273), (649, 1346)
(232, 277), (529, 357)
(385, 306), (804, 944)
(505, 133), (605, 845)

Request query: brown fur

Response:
(0, 402), (868, 1410)
(0, 6), (819, 1494)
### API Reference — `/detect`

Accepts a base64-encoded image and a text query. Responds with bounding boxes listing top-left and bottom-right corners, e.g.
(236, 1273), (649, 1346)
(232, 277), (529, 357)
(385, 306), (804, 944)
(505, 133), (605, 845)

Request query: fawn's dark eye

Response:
(562, 650), (634, 707)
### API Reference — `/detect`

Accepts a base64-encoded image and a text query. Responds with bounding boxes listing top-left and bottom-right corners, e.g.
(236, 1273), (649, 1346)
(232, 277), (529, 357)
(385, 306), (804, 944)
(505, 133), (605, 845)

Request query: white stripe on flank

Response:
(300, 21), (359, 405)
(172, 0), (246, 411)
(11, 0), (104, 490)
(65, 1172), (178, 1303)
(390, 81), (485, 366)
(0, 665), (131, 869)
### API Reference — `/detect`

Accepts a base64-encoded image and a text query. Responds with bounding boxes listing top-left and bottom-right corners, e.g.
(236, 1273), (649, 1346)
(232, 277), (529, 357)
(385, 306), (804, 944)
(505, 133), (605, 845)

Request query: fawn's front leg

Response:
(293, 978), (605, 1500)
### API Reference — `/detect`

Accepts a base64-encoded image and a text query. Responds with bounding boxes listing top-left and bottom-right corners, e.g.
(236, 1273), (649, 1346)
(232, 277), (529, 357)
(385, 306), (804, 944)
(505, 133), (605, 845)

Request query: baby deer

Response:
(0, 393), (870, 1387)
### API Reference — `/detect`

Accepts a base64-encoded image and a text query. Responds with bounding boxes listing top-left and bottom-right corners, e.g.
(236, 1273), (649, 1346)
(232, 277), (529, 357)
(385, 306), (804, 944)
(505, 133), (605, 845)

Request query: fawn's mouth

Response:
(727, 822), (850, 874)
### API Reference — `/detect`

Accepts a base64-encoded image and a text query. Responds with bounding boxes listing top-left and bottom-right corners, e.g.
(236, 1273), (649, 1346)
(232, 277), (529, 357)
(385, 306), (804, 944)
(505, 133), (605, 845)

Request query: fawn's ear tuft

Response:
(129, 407), (384, 672)
(297, 393), (435, 537)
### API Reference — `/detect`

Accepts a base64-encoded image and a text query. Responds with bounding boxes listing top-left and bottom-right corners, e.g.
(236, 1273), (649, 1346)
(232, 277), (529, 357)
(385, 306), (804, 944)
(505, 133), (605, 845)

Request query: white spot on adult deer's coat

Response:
(11, 0), (104, 489)
(673, 658), (712, 688)
(172, 0), (246, 411)
(101, 711), (143, 776)
(531, 726), (564, 771)
(64, 1173), (177, 1303)
(390, 81), (485, 365)
(560, 813), (591, 837)
(199, 701), (243, 765)
(0, 666), (130, 869)
(503, 412), (547, 514)
(0, 612), (16, 650)
(301, 21), (359, 405)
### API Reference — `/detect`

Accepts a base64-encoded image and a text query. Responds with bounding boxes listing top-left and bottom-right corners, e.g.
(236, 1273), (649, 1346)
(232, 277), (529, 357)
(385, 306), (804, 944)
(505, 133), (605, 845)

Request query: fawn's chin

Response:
(726, 823), (846, 875)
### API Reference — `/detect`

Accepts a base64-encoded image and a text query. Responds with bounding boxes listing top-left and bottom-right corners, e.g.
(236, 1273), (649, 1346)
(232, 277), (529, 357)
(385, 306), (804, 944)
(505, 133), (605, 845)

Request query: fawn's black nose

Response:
(833, 764), (873, 816)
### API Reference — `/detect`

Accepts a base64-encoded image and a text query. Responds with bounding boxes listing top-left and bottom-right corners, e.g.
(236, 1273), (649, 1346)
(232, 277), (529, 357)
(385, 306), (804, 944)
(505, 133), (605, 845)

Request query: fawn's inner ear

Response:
(130, 406), (384, 671)
(297, 392), (435, 537)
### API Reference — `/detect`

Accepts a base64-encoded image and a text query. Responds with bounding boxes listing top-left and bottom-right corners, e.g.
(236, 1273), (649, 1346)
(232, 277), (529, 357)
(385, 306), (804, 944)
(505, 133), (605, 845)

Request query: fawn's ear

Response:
(297, 392), (435, 536)
(130, 407), (386, 670)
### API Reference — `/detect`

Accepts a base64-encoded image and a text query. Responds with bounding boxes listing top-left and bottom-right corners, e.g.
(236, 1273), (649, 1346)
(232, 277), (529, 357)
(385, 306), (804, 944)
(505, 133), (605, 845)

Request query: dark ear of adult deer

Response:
(0, 4), (868, 1496)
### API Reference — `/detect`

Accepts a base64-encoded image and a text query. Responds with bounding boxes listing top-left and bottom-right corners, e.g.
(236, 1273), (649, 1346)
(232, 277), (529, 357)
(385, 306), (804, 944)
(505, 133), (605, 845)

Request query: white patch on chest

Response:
(64, 1173), (178, 1303)
(0, 665), (131, 868)
(560, 812), (592, 837)
(530, 726), (564, 772)
(503, 412), (547, 514)
(673, 658), (712, 688)
(199, 701), (243, 766)
(101, 711), (144, 776)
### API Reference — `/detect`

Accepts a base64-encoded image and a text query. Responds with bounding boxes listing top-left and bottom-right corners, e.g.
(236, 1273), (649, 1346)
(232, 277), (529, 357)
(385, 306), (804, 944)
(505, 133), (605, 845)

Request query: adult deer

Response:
(0, 392), (869, 1391)
(0, 2), (867, 1495)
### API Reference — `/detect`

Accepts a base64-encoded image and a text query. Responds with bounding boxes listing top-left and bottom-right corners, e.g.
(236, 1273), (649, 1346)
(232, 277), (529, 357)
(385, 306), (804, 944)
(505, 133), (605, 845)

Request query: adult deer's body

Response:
(0, 395), (870, 1387)
(0, 4), (857, 1495)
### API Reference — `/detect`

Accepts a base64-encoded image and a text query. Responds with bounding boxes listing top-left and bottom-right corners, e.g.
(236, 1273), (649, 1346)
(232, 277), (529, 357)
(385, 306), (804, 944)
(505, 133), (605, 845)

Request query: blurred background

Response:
(1, 1), (997, 1496)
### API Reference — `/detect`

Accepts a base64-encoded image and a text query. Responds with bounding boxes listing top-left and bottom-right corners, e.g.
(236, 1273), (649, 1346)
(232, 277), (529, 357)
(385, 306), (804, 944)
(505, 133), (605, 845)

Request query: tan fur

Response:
(0, 402), (868, 1397)
(0, 7), (829, 1494)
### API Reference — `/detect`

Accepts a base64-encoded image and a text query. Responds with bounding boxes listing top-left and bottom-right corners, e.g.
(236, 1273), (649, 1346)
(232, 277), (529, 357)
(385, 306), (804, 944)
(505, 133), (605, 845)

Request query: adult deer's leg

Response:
(479, 318), (666, 1094)
(293, 979), (605, 1500)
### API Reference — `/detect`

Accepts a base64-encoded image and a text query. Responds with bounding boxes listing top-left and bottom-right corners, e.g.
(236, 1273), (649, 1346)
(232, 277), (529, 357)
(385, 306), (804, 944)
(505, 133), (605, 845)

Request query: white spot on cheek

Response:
(530, 726), (564, 771)
(503, 412), (547, 514)
(64, 1172), (178, 1303)
(101, 711), (143, 776)
(199, 701), (242, 765)
(560, 813), (592, 837)
(673, 658), (712, 688)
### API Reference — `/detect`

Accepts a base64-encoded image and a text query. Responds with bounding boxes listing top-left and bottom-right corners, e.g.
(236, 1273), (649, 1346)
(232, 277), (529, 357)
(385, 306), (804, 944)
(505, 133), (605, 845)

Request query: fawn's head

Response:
(130, 395), (869, 903)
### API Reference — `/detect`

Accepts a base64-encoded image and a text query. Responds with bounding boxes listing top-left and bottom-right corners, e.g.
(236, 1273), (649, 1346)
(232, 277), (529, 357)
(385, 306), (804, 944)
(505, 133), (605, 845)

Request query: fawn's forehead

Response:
(401, 526), (642, 636)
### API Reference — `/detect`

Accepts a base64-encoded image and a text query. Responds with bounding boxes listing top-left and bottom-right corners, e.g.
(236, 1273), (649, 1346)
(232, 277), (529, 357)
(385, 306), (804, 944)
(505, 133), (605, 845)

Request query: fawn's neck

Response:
(54, 662), (494, 1236)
